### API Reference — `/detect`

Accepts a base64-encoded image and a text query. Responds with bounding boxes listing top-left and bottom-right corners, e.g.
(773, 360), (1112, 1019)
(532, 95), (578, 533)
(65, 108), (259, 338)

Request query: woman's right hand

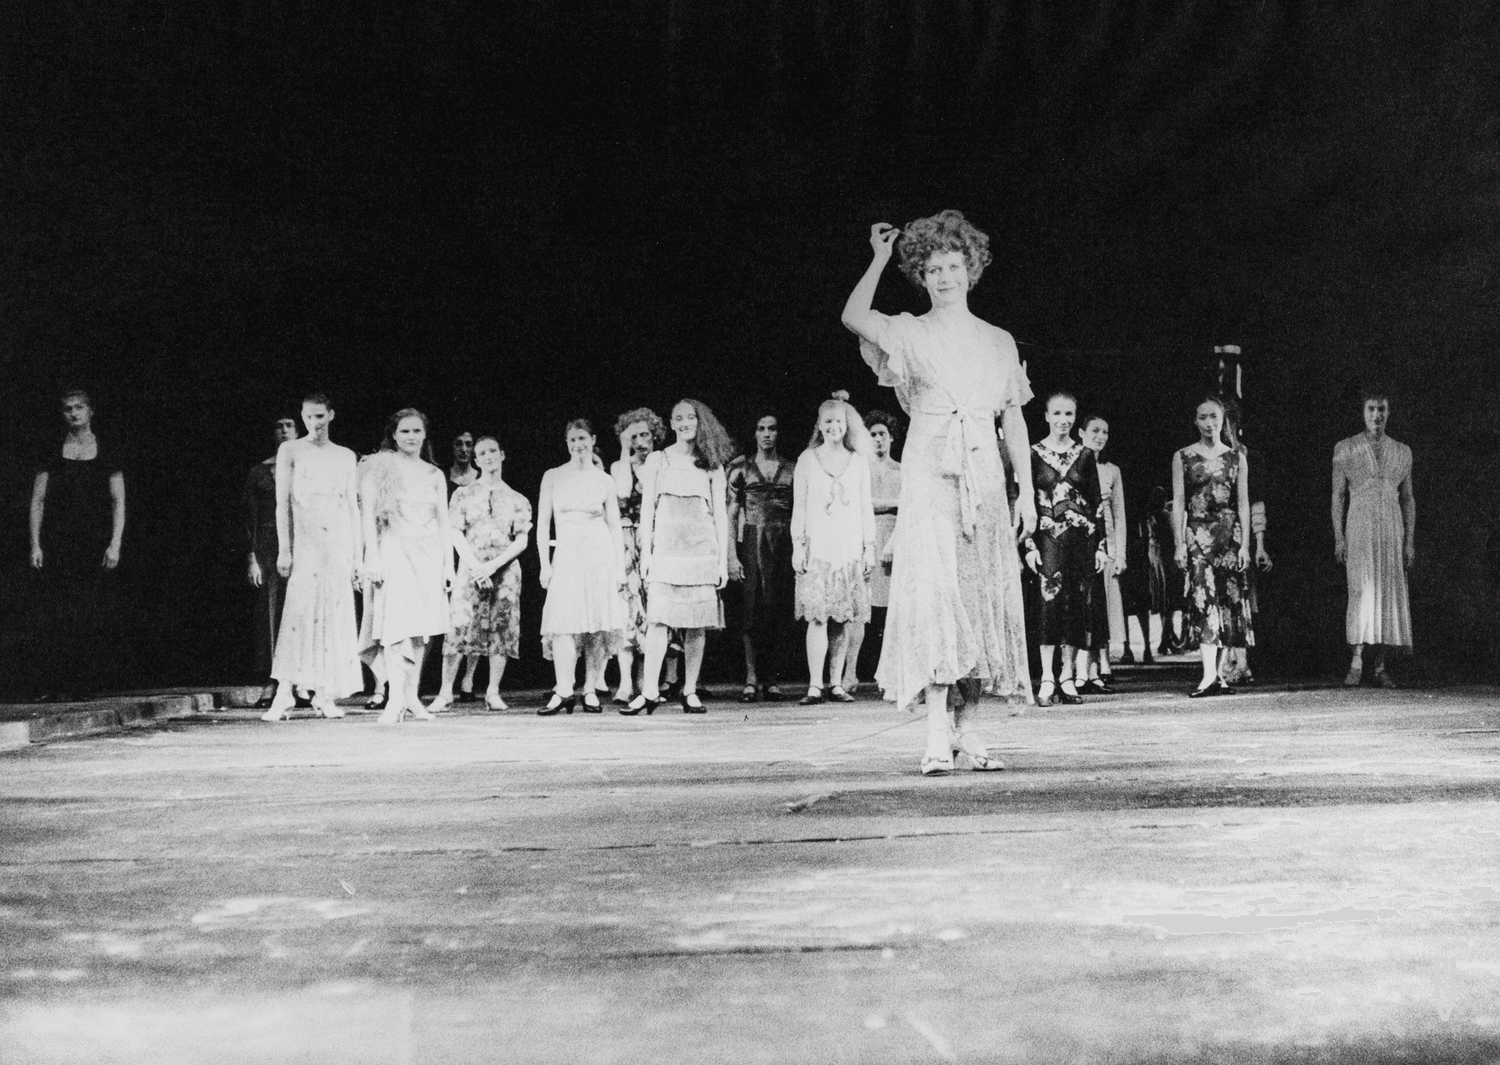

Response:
(1334, 540), (1347, 564)
(870, 223), (898, 261)
(277, 549), (293, 579)
(30, 545), (42, 570)
(728, 556), (744, 583)
(1024, 548), (1041, 573)
(247, 555), (263, 588)
(1174, 544), (1188, 570)
(474, 572), (494, 591)
(791, 543), (807, 575)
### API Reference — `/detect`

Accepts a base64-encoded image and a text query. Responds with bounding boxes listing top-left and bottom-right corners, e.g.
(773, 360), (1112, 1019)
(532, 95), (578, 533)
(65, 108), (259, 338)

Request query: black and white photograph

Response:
(3, 2), (1500, 1061)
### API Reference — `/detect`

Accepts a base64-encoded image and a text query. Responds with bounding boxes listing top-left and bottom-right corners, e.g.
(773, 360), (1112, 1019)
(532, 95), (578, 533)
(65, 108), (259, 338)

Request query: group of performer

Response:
(179, 212), (1404, 771)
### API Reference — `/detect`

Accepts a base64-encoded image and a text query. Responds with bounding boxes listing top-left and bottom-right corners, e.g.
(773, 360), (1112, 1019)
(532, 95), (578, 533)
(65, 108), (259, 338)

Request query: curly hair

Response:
(613, 407), (667, 445)
(863, 408), (903, 443)
(670, 398), (734, 470)
(378, 407), (436, 465)
(896, 209), (993, 290)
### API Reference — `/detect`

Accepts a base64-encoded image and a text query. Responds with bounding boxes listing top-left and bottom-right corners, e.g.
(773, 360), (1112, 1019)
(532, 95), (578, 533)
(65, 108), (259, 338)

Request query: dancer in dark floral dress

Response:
(1172, 396), (1252, 697)
(727, 411), (796, 702)
(1024, 392), (1105, 706)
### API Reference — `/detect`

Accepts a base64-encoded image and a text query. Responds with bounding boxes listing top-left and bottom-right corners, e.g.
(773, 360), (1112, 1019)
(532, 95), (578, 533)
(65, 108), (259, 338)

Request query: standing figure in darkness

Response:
(610, 408), (667, 704)
(1080, 413), (1126, 694)
(727, 410), (796, 703)
(1173, 396), (1253, 697)
(359, 409), (461, 723)
(1331, 390), (1414, 687)
(444, 430), (480, 701)
(623, 399), (732, 716)
(1147, 486), (1184, 654)
(260, 393), (363, 721)
(846, 408), (902, 692)
(842, 211), (1036, 776)
(1221, 400), (1273, 685)
(1024, 393), (1107, 707)
(429, 435), (531, 712)
(537, 419), (628, 715)
(28, 389), (126, 698)
(792, 395), (876, 705)
(244, 414), (301, 706)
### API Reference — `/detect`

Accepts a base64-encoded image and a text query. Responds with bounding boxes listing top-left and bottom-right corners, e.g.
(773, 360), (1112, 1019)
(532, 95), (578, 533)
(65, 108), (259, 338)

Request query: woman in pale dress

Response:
(842, 210), (1037, 775)
(843, 408), (902, 693)
(609, 408), (666, 704)
(793, 396), (876, 704)
(623, 399), (732, 715)
(1080, 414), (1126, 694)
(538, 419), (629, 715)
(260, 393), (364, 721)
(359, 409), (462, 723)
(429, 435), (531, 712)
(1331, 390), (1415, 687)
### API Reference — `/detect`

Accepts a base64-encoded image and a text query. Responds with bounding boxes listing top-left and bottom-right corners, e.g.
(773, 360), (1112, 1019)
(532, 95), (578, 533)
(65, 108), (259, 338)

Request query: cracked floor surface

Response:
(4, 683), (1500, 1063)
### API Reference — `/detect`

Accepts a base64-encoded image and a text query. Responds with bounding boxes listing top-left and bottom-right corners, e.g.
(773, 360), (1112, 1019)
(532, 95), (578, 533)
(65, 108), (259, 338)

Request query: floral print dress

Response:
(448, 480), (532, 658)
(1027, 441), (1102, 647)
(1179, 447), (1252, 648)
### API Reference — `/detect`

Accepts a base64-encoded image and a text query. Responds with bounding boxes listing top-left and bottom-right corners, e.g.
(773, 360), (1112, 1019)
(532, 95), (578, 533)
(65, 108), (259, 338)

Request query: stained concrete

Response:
(3, 681), (1500, 1063)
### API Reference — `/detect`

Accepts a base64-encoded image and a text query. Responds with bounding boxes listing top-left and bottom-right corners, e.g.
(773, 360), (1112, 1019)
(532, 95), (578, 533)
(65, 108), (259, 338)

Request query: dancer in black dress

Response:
(1024, 392), (1107, 707)
(727, 411), (796, 702)
(28, 390), (126, 697)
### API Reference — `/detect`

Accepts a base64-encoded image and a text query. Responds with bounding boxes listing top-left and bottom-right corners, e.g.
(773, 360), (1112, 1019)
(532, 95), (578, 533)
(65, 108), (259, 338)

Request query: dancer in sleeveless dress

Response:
(261, 394), (364, 721)
(842, 211), (1036, 775)
(358, 409), (461, 723)
(538, 419), (628, 715)
(430, 434), (531, 712)
(1332, 390), (1415, 687)
(727, 410), (796, 702)
(1172, 396), (1252, 697)
(792, 396), (876, 705)
(623, 399), (732, 715)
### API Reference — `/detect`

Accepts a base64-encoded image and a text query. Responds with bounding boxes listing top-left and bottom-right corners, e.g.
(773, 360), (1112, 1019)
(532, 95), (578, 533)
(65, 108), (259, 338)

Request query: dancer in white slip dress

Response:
(261, 393), (364, 722)
(842, 210), (1037, 775)
(1332, 390), (1415, 687)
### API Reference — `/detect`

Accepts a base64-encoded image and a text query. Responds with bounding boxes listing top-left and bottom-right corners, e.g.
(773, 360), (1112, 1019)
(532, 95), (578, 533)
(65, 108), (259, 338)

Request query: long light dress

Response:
(540, 467), (628, 659)
(272, 442), (363, 697)
(793, 448), (875, 624)
(860, 311), (1034, 711)
(868, 456), (902, 609)
(1333, 433), (1413, 647)
(1097, 460), (1128, 651)
(642, 450), (725, 630)
(358, 455), (450, 667)
(448, 480), (531, 658)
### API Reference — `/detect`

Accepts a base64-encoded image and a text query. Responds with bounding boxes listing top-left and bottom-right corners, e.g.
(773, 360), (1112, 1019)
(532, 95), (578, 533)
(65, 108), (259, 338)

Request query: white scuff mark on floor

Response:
(903, 1013), (955, 1060)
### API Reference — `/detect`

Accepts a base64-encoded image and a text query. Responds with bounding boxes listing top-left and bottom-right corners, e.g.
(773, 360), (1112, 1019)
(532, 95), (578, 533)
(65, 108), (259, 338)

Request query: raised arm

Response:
(275, 443), (294, 578)
(29, 472), (48, 569)
(1330, 444), (1349, 563)
(105, 471), (125, 569)
(535, 470), (556, 589)
(710, 466), (729, 589)
(1001, 406), (1036, 539)
(840, 224), (899, 346)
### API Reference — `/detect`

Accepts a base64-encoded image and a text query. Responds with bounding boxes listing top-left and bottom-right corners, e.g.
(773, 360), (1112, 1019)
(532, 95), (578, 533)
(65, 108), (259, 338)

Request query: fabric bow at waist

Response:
(910, 400), (994, 539)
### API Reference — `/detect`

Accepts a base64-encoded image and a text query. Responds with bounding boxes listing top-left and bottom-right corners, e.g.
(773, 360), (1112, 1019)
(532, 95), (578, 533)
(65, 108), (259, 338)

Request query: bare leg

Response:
(438, 653), (462, 700)
(583, 639), (607, 694)
(841, 620), (865, 690)
(923, 684), (952, 767)
(1037, 644), (1056, 702)
(1197, 644), (1218, 689)
(377, 644), (410, 722)
(641, 624), (670, 699)
(550, 635), (578, 697)
(742, 634), (758, 687)
(682, 629), (707, 694)
(805, 620), (829, 696)
(828, 622), (850, 692)
(1345, 644), (1364, 686)
(486, 654), (508, 707)
(614, 649), (635, 701)
(456, 655), (473, 696)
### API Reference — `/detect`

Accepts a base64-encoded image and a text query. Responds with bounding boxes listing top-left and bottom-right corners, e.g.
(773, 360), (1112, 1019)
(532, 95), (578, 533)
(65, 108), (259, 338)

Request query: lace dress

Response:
(1333, 433), (1413, 647)
(859, 310), (1034, 712)
(272, 442), (364, 696)
(1027, 441), (1102, 647)
(1179, 447), (1252, 648)
(540, 467), (627, 659)
(793, 448), (874, 624)
(448, 480), (531, 658)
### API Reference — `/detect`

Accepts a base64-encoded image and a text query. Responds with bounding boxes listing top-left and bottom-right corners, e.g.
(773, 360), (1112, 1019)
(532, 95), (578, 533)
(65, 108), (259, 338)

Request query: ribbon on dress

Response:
(912, 397), (992, 540)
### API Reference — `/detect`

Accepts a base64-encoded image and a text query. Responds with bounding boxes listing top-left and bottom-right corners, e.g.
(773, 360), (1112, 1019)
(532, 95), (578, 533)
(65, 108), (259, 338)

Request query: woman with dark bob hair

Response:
(358, 408), (463, 723)
(623, 398), (733, 714)
(726, 408), (796, 702)
(842, 210), (1037, 775)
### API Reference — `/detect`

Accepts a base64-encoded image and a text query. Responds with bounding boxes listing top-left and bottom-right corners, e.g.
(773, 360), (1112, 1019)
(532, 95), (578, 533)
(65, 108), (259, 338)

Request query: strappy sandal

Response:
(954, 733), (1005, 772)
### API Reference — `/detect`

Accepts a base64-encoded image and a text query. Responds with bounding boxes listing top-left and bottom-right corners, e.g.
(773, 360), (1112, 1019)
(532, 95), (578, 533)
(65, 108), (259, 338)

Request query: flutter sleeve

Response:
(990, 326), (1034, 414)
(858, 311), (920, 393)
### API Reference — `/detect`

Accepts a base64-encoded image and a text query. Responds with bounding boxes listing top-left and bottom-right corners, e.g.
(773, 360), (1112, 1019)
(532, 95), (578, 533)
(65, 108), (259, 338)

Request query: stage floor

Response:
(3, 681), (1500, 1063)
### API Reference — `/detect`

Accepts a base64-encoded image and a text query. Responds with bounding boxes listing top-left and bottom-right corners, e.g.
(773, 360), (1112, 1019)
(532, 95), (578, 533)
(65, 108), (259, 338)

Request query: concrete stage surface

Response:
(4, 683), (1500, 1064)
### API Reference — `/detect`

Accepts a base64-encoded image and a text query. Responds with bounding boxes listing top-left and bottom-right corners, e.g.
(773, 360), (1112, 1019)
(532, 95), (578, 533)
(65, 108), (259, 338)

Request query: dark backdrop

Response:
(2, 1), (1498, 692)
